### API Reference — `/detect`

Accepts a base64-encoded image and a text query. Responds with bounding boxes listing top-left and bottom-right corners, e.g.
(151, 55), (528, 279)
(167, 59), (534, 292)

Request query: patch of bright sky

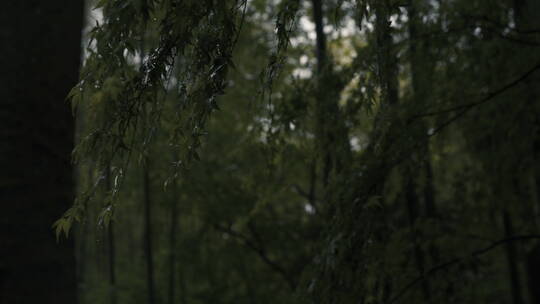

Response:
(83, 5), (149, 68)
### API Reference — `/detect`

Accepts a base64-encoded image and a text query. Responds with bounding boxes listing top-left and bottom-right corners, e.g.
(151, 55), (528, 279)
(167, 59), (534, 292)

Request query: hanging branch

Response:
(60, 0), (250, 233)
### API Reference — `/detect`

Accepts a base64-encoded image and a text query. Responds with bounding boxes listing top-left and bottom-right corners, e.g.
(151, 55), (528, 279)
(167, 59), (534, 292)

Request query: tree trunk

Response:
(106, 166), (117, 304)
(405, 178), (431, 302)
(168, 181), (179, 304)
(513, 1), (540, 302)
(311, 0), (351, 189)
(143, 162), (156, 304)
(375, 0), (399, 108)
(527, 243), (540, 304)
(405, 2), (437, 301)
(502, 211), (524, 304)
(311, 0), (326, 72)
(0, 2), (83, 303)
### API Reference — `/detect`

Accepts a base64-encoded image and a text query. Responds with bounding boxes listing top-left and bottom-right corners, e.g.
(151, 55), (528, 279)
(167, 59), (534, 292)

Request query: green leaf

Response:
(52, 217), (72, 242)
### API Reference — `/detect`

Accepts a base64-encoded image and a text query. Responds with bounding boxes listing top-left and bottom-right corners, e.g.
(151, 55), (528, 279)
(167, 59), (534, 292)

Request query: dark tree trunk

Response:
(0, 2), (83, 303)
(311, 0), (326, 72)
(375, 0), (398, 107)
(107, 221), (117, 304)
(311, 0), (351, 189)
(502, 211), (524, 304)
(143, 163), (156, 304)
(405, 3), (438, 302)
(311, 0), (331, 188)
(527, 243), (540, 304)
(105, 166), (117, 304)
(168, 182), (179, 304)
(513, 1), (540, 302)
(405, 178), (431, 302)
(373, 2), (399, 301)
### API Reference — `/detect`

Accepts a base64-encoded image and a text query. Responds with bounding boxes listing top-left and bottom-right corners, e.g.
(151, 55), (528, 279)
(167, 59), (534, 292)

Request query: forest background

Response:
(2, 0), (540, 304)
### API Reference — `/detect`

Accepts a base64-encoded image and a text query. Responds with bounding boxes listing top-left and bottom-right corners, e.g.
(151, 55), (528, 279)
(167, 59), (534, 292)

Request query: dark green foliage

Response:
(69, 0), (540, 303)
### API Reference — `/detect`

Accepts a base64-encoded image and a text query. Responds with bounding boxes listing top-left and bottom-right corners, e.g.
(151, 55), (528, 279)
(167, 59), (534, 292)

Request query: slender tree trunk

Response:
(405, 2), (436, 302)
(108, 221), (117, 304)
(375, 0), (398, 108)
(144, 162), (156, 304)
(76, 201), (89, 300)
(102, 166), (117, 304)
(367, 0), (399, 149)
(514, 1), (540, 303)
(530, 150), (540, 304)
(168, 182), (179, 304)
(310, 0), (350, 189)
(0, 2), (83, 303)
(311, 0), (326, 72)
(311, 0), (331, 188)
(373, 2), (399, 301)
(179, 269), (188, 304)
(107, 221), (117, 304)
(502, 211), (524, 304)
(527, 242), (540, 304)
(405, 178), (431, 302)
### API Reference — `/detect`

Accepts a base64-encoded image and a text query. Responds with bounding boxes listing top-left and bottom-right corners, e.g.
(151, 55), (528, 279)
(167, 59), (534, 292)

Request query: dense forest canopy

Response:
(52, 0), (540, 303)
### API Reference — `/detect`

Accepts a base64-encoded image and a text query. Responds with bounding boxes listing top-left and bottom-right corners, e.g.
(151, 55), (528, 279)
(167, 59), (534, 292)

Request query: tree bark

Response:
(502, 211), (524, 304)
(311, 0), (351, 189)
(527, 243), (540, 304)
(143, 162), (156, 304)
(405, 178), (431, 302)
(106, 166), (117, 304)
(406, 3), (438, 301)
(168, 181), (179, 304)
(311, 0), (326, 72)
(375, 0), (398, 108)
(0, 2), (83, 303)
(513, 1), (540, 302)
